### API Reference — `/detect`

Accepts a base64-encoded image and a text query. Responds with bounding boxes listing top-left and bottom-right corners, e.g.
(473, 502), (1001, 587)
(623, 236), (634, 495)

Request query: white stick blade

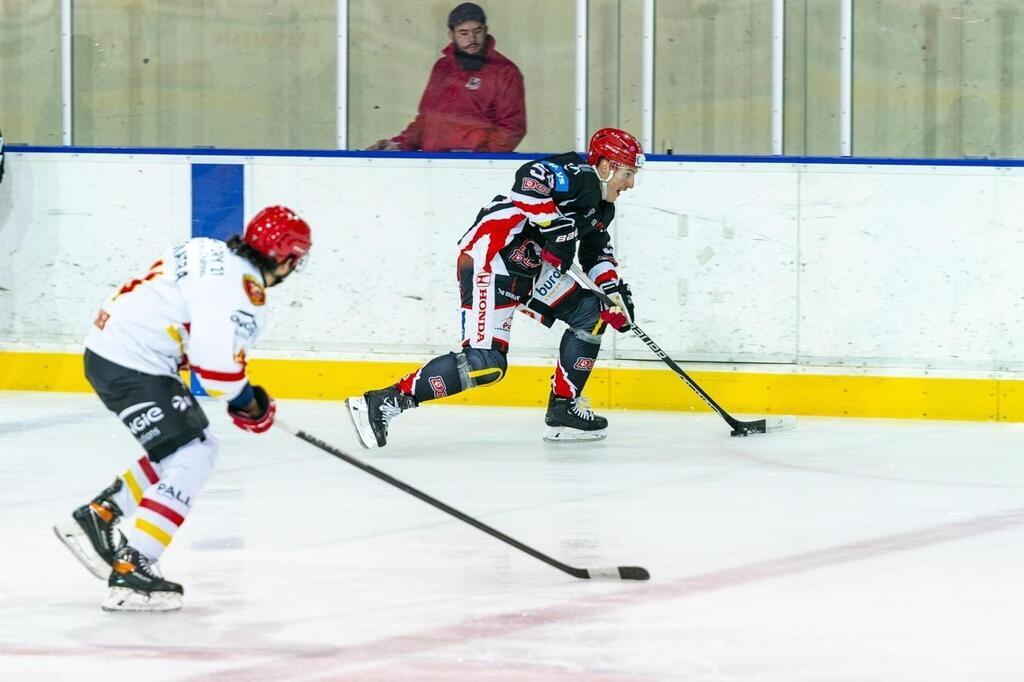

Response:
(766, 415), (798, 433)
(585, 567), (623, 580)
(585, 566), (650, 581)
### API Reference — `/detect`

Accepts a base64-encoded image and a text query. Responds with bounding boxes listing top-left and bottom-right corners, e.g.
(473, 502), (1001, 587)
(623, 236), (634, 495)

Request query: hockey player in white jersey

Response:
(54, 205), (311, 612)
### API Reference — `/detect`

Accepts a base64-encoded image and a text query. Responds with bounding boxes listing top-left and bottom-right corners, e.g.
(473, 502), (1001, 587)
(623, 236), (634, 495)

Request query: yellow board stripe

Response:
(0, 352), (92, 392)
(122, 471), (144, 503)
(135, 518), (173, 547)
(1, 350), (1022, 422)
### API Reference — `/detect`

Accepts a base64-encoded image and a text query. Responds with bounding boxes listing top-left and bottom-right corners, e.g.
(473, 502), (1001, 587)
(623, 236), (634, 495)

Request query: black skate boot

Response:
(346, 385), (418, 448)
(53, 478), (127, 579)
(543, 394), (608, 443)
(103, 545), (184, 612)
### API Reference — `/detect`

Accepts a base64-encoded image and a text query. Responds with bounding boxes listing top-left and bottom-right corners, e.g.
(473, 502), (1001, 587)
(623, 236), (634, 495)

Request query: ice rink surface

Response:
(2, 390), (1023, 681)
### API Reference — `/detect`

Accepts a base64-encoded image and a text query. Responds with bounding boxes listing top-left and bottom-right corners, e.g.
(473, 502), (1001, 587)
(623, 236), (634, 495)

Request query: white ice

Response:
(2, 390), (1024, 681)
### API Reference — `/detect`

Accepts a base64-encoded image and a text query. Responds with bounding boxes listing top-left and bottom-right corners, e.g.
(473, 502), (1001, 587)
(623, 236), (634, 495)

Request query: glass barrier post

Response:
(61, 0), (72, 145)
(575, 0), (587, 151)
(771, 0), (784, 155)
(642, 0), (654, 152)
(336, 0), (348, 150)
(840, 0), (853, 156)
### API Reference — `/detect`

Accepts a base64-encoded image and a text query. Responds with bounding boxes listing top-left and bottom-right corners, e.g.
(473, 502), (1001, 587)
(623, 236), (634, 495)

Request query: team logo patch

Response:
(429, 376), (448, 398)
(466, 77), (482, 90)
(243, 275), (265, 306)
(574, 357), (595, 371)
(508, 243), (542, 272)
(520, 177), (551, 196)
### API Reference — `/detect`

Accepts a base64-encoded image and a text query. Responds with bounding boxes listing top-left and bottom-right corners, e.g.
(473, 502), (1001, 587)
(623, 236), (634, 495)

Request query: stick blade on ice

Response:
(766, 415), (798, 433)
(585, 566), (651, 581)
(730, 415), (798, 437)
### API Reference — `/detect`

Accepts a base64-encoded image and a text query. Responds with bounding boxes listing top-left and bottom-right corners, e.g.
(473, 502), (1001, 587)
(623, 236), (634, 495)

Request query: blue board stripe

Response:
(191, 163), (244, 241)
(189, 163), (244, 395)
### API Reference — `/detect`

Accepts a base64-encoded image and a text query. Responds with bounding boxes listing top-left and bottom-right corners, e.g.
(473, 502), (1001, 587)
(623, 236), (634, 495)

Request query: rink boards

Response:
(0, 149), (1022, 421)
(1, 350), (1022, 422)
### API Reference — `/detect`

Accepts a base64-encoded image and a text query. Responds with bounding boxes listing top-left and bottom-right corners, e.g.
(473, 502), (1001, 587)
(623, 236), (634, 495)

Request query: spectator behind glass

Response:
(367, 3), (526, 153)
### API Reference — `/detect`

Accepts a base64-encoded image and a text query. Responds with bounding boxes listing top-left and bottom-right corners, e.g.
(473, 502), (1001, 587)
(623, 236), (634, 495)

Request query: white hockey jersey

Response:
(85, 237), (268, 401)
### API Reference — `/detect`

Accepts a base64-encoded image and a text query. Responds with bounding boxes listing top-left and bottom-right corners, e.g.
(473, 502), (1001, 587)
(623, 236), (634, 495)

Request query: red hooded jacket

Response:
(392, 36), (526, 153)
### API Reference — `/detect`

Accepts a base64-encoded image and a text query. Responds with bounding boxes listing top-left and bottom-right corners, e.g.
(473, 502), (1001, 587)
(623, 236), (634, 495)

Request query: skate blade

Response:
(542, 426), (608, 443)
(345, 397), (377, 449)
(102, 586), (182, 612)
(53, 523), (109, 580)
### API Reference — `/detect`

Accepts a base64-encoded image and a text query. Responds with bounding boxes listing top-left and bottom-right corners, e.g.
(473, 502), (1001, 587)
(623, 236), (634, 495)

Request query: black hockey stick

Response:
(567, 265), (797, 437)
(277, 420), (650, 581)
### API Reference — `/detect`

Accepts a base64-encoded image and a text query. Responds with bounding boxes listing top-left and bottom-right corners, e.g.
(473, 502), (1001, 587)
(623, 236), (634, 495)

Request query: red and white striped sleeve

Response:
(509, 190), (561, 226)
(588, 261), (619, 286)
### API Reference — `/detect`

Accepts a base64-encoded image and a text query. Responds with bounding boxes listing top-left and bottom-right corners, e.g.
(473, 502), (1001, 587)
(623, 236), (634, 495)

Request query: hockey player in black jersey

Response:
(347, 128), (643, 447)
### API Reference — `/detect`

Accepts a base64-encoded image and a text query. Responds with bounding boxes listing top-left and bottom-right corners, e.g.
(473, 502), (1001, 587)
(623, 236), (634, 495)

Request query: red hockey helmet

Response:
(587, 128), (645, 170)
(243, 206), (312, 264)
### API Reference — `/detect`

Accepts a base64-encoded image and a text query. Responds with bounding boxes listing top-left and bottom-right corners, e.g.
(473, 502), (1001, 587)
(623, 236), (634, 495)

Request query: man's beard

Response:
(454, 41), (488, 71)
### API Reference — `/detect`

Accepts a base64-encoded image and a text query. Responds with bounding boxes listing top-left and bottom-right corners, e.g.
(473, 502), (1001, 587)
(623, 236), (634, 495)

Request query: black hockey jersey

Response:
(457, 152), (619, 284)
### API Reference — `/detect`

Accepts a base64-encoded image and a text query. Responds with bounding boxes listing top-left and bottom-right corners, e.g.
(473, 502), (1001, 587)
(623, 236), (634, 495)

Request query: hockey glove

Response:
(228, 385), (276, 434)
(598, 280), (635, 332)
(540, 248), (571, 274)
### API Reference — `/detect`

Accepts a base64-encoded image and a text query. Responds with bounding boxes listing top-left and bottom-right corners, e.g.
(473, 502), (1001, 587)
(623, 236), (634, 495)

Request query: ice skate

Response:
(53, 478), (126, 579)
(347, 386), (417, 449)
(102, 546), (183, 612)
(543, 394), (608, 442)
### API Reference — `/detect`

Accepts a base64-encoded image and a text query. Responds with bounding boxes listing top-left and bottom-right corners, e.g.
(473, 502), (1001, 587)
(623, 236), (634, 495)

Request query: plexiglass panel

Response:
(854, 0), (1024, 158)
(587, 0), (644, 144)
(0, 1), (62, 145)
(71, 0), (336, 148)
(653, 0), (775, 155)
(7, 0), (1024, 158)
(783, 0), (841, 156)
